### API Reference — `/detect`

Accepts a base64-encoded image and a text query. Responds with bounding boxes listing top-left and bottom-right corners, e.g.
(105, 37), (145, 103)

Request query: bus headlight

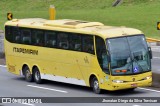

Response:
(112, 80), (124, 83)
(143, 76), (151, 80)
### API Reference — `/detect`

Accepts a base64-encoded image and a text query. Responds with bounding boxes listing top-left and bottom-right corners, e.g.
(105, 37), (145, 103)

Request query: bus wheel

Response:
(24, 66), (33, 82)
(33, 67), (42, 84)
(92, 77), (101, 94)
(126, 88), (136, 91)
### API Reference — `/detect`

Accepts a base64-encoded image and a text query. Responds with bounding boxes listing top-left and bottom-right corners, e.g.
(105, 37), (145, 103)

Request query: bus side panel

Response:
(75, 52), (100, 86)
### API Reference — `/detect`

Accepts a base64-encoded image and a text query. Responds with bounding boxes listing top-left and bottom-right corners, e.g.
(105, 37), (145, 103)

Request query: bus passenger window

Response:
(12, 27), (21, 43)
(21, 29), (31, 45)
(82, 35), (94, 54)
(57, 33), (69, 50)
(5, 26), (13, 42)
(69, 33), (81, 51)
(45, 31), (57, 48)
(32, 30), (44, 46)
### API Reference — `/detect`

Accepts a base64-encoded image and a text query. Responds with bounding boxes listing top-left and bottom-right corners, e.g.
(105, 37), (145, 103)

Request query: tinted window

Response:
(21, 29), (31, 45)
(32, 30), (44, 46)
(45, 31), (57, 48)
(12, 27), (21, 43)
(96, 36), (109, 74)
(69, 33), (81, 51)
(82, 35), (94, 54)
(57, 33), (69, 49)
(5, 26), (13, 42)
(5, 26), (95, 54)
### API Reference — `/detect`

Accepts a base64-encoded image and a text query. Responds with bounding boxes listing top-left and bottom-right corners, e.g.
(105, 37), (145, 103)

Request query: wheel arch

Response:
(32, 65), (40, 74)
(89, 74), (99, 87)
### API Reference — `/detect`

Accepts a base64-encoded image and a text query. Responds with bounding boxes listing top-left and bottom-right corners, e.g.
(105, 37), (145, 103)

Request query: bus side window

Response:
(12, 27), (21, 44)
(21, 29), (31, 45)
(57, 33), (69, 50)
(32, 30), (44, 46)
(95, 36), (109, 74)
(45, 31), (57, 48)
(69, 33), (81, 51)
(82, 35), (94, 54)
(5, 26), (13, 42)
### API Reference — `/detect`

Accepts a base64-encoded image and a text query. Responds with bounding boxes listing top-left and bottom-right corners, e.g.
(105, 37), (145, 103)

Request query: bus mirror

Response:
(148, 47), (152, 59)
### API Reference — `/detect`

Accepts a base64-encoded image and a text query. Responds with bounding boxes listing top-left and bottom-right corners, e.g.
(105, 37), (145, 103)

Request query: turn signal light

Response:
(115, 70), (120, 73)
(121, 70), (127, 72)
(115, 70), (127, 73)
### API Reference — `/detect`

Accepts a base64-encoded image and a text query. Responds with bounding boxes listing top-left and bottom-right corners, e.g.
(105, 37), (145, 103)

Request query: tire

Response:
(126, 88), (136, 91)
(33, 67), (42, 84)
(91, 77), (101, 94)
(24, 66), (33, 82)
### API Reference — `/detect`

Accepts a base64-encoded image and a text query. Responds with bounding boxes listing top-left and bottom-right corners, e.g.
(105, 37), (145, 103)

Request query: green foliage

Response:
(0, 0), (160, 38)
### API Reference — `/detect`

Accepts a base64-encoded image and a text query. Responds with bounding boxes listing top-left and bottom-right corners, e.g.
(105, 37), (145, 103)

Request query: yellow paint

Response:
(157, 22), (160, 30)
(49, 5), (56, 20)
(146, 37), (160, 42)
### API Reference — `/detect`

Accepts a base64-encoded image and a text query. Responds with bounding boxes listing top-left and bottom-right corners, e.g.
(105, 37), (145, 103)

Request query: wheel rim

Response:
(35, 71), (40, 81)
(26, 69), (31, 79)
(94, 80), (99, 91)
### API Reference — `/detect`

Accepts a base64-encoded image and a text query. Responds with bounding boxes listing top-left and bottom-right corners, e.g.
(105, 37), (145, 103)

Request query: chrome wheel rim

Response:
(26, 70), (31, 79)
(35, 71), (40, 81)
(94, 80), (99, 90)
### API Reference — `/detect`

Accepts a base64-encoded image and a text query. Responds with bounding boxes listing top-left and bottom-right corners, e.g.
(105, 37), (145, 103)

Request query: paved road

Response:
(0, 65), (160, 106)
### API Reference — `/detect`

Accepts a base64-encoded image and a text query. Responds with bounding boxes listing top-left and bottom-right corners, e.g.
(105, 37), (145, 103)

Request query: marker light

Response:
(121, 70), (127, 72)
(115, 70), (120, 73)
(115, 70), (127, 73)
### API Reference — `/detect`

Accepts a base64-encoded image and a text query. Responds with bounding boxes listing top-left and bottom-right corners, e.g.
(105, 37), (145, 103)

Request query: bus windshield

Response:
(107, 35), (151, 75)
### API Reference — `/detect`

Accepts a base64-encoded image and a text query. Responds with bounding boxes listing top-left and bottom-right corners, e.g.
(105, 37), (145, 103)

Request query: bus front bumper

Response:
(106, 78), (152, 91)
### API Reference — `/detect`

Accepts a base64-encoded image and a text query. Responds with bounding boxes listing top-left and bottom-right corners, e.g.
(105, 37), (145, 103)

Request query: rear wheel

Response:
(33, 67), (42, 84)
(24, 66), (33, 82)
(91, 77), (101, 94)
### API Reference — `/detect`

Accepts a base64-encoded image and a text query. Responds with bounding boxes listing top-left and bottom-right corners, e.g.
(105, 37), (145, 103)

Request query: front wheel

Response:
(33, 68), (42, 84)
(92, 77), (101, 94)
(126, 88), (136, 91)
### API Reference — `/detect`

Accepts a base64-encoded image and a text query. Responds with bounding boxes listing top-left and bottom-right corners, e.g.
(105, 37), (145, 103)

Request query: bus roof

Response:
(5, 18), (143, 39)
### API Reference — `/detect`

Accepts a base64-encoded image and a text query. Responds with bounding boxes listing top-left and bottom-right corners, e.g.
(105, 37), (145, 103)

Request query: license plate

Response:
(131, 83), (137, 87)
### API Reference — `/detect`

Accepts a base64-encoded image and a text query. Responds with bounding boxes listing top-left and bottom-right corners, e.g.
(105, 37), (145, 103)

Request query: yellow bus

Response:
(5, 18), (152, 93)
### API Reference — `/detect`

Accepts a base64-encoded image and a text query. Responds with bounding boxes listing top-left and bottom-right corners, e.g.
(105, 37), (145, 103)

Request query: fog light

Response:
(144, 76), (151, 80)
(112, 80), (124, 83)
